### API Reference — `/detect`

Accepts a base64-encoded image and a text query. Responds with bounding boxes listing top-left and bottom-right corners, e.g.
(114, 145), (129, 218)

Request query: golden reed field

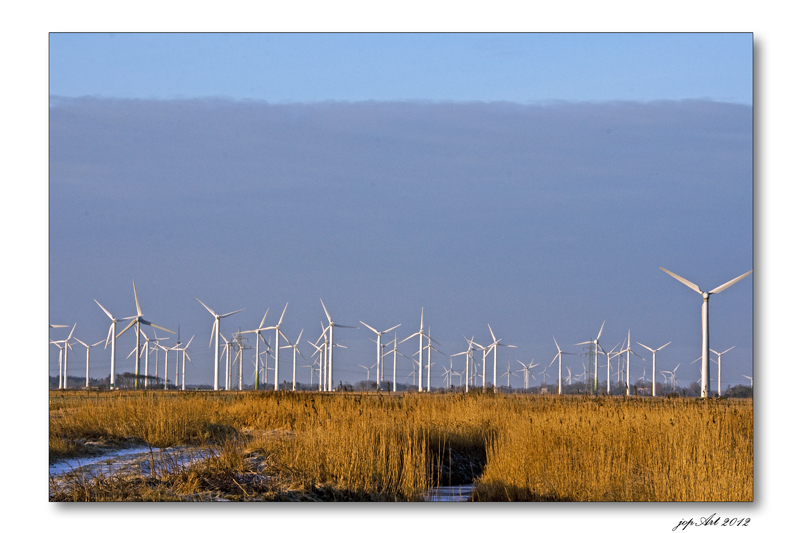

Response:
(49, 390), (752, 501)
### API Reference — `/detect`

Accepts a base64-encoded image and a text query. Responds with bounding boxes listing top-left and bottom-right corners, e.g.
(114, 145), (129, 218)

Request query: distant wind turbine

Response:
(319, 299), (358, 392)
(637, 341), (671, 397)
(660, 267), (752, 398)
(72, 337), (103, 388)
(487, 324), (516, 392)
(575, 321), (605, 394)
(115, 281), (175, 389)
(241, 309), (271, 391)
(360, 321), (401, 391)
(549, 336), (576, 395)
(196, 298), (244, 391)
(710, 346), (735, 397)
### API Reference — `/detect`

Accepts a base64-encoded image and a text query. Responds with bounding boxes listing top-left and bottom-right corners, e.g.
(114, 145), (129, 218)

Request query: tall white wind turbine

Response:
(72, 337), (103, 388)
(115, 281), (175, 389)
(280, 329), (304, 391)
(320, 299), (358, 392)
(549, 337), (576, 395)
(95, 301), (137, 390)
(637, 341), (671, 397)
(618, 331), (644, 396)
(50, 323), (76, 389)
(575, 321), (605, 394)
(487, 324), (516, 392)
(710, 346), (734, 397)
(196, 298), (245, 391)
(361, 321), (401, 391)
(241, 309), (271, 391)
(660, 267), (752, 398)
(400, 308), (437, 392)
(172, 335), (194, 391)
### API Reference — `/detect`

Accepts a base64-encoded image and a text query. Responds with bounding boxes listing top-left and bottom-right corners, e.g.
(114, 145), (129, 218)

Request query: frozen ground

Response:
(49, 445), (215, 489)
(425, 484), (474, 502)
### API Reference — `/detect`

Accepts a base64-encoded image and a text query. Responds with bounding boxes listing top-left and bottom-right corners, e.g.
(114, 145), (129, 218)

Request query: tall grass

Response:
(473, 396), (752, 501)
(49, 391), (752, 501)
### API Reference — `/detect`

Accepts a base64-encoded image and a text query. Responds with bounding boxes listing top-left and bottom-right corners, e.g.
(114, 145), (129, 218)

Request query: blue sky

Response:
(48, 32), (753, 394)
(50, 33), (752, 103)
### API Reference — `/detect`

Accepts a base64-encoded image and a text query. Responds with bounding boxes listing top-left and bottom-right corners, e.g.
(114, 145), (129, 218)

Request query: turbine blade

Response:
(320, 299), (332, 323)
(637, 342), (654, 352)
(488, 324), (497, 343)
(220, 308), (245, 318)
(116, 319), (136, 338)
(360, 321), (379, 335)
(278, 302), (289, 325)
(209, 321), (217, 348)
(660, 267), (703, 294)
(196, 298), (216, 316)
(258, 308), (270, 329)
(597, 321), (605, 340)
(710, 270), (753, 294)
(94, 299), (114, 320)
(184, 335), (194, 349)
(383, 324), (402, 334)
(657, 341), (672, 351)
(132, 280), (142, 316)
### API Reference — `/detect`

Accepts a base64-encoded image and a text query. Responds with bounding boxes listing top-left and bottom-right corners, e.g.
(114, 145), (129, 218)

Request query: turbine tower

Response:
(487, 324), (516, 392)
(549, 336), (575, 395)
(575, 321), (605, 394)
(710, 346), (735, 397)
(637, 341), (671, 397)
(116, 281), (175, 389)
(241, 309), (271, 391)
(660, 267), (752, 398)
(319, 299), (358, 392)
(196, 297), (245, 391)
(95, 300), (136, 390)
(360, 321), (401, 391)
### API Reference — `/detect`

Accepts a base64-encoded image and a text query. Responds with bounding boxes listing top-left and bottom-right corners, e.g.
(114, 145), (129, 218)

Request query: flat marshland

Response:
(49, 391), (752, 501)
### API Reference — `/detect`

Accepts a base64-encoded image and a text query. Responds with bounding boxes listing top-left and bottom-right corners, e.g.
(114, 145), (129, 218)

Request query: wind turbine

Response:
(661, 363), (681, 392)
(358, 363), (377, 382)
(269, 303), (290, 392)
(710, 346), (735, 397)
(637, 341), (671, 397)
(486, 324), (516, 392)
(597, 342), (620, 395)
(173, 335), (194, 390)
(499, 361), (513, 389)
(517, 359), (539, 390)
(383, 332), (404, 392)
(575, 321), (605, 394)
(196, 298), (245, 391)
(421, 327), (445, 392)
(72, 337), (103, 388)
(742, 375), (753, 388)
(241, 309), (271, 391)
(360, 321), (401, 391)
(320, 299), (358, 392)
(50, 324), (76, 389)
(618, 331), (644, 396)
(660, 267), (752, 398)
(549, 336), (576, 395)
(94, 300), (137, 390)
(308, 337), (326, 392)
(280, 329), (304, 391)
(115, 281), (175, 389)
(400, 308), (437, 392)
